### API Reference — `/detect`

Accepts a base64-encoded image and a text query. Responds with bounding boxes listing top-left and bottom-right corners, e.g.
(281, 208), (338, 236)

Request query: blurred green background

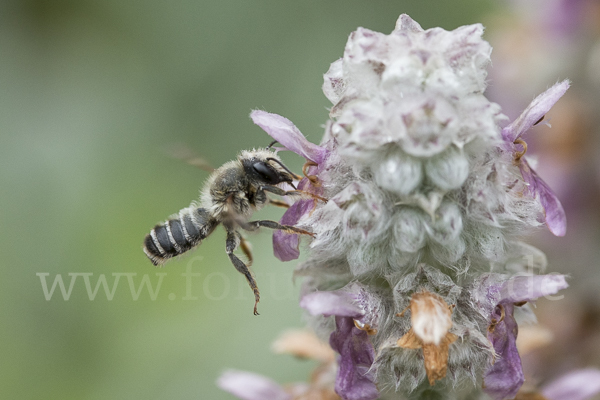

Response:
(10, 0), (600, 399)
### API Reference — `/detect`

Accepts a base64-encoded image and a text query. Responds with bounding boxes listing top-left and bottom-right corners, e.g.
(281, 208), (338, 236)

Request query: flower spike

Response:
(222, 14), (575, 400)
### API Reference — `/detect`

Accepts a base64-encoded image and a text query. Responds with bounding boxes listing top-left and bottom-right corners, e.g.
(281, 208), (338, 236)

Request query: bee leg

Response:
(239, 235), (253, 266)
(225, 226), (260, 315)
(268, 198), (290, 209)
(239, 220), (316, 238)
(302, 160), (321, 187)
(260, 185), (327, 203)
(286, 190), (327, 203)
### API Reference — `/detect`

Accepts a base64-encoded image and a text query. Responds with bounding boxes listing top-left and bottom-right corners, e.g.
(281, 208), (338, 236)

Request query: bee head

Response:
(240, 149), (301, 186)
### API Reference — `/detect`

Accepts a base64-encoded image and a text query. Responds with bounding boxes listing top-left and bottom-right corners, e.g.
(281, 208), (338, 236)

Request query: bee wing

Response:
(168, 143), (215, 173)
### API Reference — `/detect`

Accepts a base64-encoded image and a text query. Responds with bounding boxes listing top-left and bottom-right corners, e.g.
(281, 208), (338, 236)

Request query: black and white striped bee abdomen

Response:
(143, 207), (217, 266)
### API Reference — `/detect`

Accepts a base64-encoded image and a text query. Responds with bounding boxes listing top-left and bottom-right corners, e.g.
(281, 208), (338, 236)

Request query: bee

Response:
(143, 145), (325, 315)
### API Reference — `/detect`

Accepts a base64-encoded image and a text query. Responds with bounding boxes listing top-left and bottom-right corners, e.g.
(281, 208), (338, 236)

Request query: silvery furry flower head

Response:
(225, 14), (575, 400)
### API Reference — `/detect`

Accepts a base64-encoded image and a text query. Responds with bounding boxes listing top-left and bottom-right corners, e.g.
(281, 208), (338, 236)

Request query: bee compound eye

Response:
(252, 161), (279, 183)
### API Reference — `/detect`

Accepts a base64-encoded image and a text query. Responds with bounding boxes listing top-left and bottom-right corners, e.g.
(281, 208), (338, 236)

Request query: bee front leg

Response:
(302, 160), (320, 187)
(260, 185), (327, 203)
(239, 220), (316, 238)
(224, 225), (260, 315)
(267, 198), (290, 209)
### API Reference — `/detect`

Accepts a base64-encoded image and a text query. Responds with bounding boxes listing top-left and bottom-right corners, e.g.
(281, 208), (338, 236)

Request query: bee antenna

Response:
(266, 140), (278, 150)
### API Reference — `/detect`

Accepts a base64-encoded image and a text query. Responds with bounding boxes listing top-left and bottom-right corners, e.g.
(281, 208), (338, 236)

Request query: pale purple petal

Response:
(217, 370), (291, 400)
(272, 231), (299, 262)
(483, 303), (524, 400)
(483, 274), (568, 399)
(542, 369), (600, 400)
(300, 290), (364, 318)
(251, 110), (328, 164)
(330, 317), (378, 400)
(500, 274), (568, 304)
(502, 80), (570, 142)
(300, 284), (380, 399)
(519, 159), (567, 236)
(273, 198), (313, 261)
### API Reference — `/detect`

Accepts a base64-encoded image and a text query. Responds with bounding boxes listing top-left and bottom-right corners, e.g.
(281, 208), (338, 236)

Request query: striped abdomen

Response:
(143, 207), (218, 266)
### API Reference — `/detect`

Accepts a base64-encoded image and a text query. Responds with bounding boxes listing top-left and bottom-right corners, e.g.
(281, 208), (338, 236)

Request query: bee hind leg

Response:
(225, 225), (260, 315)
